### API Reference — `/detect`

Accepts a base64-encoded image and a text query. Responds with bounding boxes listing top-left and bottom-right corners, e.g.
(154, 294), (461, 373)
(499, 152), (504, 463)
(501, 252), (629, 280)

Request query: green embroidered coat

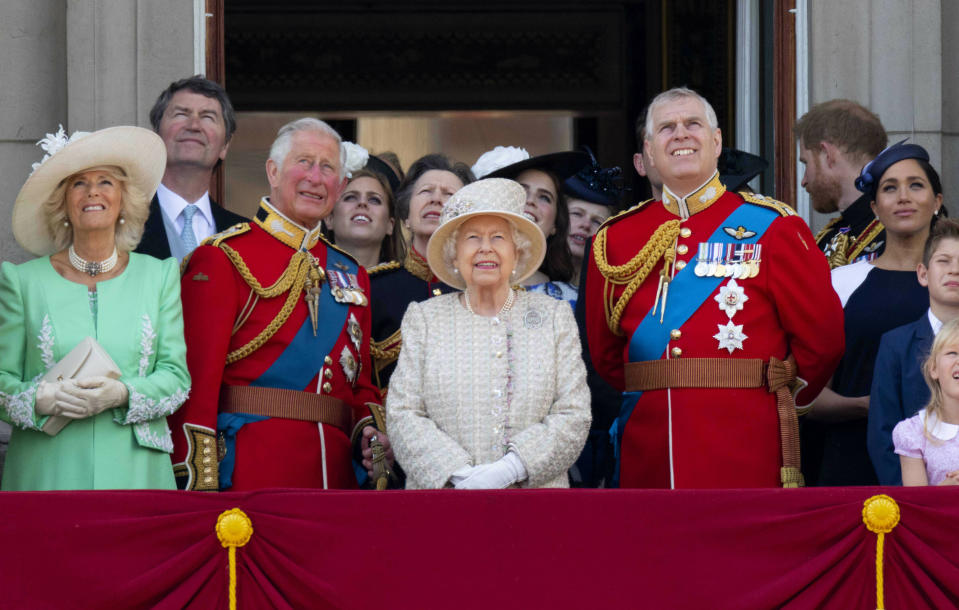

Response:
(0, 253), (190, 490)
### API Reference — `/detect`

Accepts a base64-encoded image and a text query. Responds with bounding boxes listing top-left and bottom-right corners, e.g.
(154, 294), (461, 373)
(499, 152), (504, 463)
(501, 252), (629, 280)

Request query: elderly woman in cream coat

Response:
(387, 178), (590, 489)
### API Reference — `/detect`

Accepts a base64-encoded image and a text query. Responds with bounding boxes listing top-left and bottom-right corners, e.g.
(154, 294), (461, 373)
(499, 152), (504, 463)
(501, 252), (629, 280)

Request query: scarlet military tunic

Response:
(170, 199), (379, 491)
(583, 173), (844, 488)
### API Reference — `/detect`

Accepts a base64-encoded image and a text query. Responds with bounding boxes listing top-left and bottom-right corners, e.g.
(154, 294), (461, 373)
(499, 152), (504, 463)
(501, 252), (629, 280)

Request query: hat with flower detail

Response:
(13, 125), (165, 256)
(426, 178), (546, 290)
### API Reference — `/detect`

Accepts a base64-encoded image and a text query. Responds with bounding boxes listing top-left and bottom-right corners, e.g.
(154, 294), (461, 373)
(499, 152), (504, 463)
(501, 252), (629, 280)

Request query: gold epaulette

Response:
(208, 222), (251, 247)
(597, 198), (655, 231)
(367, 260), (402, 276)
(739, 192), (796, 216)
(179, 223), (251, 273)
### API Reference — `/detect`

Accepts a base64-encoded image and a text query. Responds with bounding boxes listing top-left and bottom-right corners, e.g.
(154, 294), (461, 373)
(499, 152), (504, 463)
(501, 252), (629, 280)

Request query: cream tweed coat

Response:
(387, 290), (591, 489)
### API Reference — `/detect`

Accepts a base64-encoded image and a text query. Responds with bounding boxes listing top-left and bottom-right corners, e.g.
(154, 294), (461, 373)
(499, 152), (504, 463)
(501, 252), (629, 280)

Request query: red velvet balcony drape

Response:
(2, 486), (958, 609)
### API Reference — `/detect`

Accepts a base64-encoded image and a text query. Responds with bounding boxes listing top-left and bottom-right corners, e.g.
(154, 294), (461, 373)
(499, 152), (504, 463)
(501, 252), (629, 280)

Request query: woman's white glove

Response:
(35, 380), (87, 419)
(449, 465), (476, 487)
(454, 452), (528, 489)
(55, 376), (128, 417)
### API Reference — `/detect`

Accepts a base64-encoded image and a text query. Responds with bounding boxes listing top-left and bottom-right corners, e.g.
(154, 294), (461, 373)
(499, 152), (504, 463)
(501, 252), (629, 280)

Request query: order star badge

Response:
(714, 320), (747, 354)
(714, 279), (748, 318)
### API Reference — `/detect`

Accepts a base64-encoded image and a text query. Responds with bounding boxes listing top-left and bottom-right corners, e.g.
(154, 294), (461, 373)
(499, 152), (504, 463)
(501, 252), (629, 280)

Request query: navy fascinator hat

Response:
(855, 139), (930, 198)
(562, 147), (625, 207)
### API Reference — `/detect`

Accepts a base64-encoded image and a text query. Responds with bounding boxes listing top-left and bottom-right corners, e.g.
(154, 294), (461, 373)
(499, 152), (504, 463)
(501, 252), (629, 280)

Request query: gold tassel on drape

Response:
(216, 508), (254, 610)
(862, 494), (900, 610)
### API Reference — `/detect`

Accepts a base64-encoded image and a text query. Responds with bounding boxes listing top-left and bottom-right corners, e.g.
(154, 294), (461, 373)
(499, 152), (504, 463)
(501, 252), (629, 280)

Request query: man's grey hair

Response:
(644, 87), (719, 140)
(268, 117), (346, 179)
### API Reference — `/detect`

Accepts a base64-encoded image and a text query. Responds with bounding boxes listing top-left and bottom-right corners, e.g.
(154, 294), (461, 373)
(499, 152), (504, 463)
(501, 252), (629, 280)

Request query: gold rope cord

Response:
(220, 243), (303, 298)
(827, 233), (851, 269)
(592, 219), (681, 335)
(220, 246), (313, 364)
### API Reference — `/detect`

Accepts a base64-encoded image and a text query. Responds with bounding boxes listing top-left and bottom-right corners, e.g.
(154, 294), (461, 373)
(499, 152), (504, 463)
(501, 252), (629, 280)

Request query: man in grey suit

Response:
(136, 75), (248, 261)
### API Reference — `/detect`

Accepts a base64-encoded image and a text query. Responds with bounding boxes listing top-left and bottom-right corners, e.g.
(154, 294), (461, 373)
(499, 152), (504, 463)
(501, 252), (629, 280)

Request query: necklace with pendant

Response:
(68, 245), (118, 277)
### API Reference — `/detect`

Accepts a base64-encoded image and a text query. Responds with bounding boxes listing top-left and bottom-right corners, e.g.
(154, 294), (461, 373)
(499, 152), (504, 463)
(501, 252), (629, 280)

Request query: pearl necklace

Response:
(68, 245), (118, 277)
(464, 288), (515, 318)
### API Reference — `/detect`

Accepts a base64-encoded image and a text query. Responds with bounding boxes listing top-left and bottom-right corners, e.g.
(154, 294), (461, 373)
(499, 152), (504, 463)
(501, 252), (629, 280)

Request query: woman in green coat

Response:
(0, 125), (190, 490)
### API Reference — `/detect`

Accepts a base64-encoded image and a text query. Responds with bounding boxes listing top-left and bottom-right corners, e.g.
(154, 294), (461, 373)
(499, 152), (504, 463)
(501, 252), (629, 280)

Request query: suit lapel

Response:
(135, 195), (173, 259)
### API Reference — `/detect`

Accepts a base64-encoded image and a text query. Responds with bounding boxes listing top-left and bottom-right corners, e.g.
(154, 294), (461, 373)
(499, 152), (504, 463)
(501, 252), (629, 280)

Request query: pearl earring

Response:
(453, 268), (459, 274)
(118, 217), (125, 225)
(63, 220), (69, 227)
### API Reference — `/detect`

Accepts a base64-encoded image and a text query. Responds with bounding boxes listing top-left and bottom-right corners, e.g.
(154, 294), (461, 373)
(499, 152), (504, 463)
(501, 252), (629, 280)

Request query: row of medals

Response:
(693, 244), (762, 280)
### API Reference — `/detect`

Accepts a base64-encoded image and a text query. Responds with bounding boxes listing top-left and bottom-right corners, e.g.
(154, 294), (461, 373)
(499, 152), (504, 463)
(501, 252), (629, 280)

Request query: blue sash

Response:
(219, 247), (359, 489)
(609, 202), (779, 486)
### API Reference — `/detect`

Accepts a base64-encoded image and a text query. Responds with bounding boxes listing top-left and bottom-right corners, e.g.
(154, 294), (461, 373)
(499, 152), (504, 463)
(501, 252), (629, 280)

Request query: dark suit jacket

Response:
(135, 193), (250, 259)
(868, 313), (934, 485)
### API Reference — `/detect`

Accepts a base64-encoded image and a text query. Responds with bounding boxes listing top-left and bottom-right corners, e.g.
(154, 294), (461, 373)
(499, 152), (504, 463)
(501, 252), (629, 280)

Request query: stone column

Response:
(807, 0), (949, 232)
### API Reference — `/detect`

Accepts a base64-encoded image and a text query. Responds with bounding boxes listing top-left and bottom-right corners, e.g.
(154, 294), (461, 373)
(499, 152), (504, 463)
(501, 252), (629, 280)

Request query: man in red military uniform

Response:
(582, 87), (844, 489)
(170, 118), (391, 491)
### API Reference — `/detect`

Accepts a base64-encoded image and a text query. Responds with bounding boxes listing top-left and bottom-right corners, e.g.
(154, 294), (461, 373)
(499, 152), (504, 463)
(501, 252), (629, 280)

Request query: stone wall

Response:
(808, 0), (952, 231)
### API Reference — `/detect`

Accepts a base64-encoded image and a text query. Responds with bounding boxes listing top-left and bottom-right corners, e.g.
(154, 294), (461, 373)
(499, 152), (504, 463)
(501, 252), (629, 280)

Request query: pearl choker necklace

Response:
(68, 245), (118, 277)
(465, 288), (515, 318)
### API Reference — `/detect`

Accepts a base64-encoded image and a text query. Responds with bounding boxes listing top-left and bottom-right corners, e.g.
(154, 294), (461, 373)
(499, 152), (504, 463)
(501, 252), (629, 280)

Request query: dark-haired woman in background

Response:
(368, 154), (474, 394)
(326, 162), (404, 268)
(479, 149), (588, 305)
(803, 140), (944, 486)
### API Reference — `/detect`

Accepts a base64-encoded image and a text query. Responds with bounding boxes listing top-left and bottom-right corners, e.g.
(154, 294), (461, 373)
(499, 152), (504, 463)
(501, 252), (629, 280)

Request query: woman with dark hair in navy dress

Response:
(803, 141), (944, 486)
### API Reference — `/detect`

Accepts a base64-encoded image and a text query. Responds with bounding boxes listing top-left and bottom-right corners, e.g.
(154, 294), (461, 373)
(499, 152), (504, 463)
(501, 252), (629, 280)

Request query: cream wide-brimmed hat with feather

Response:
(12, 125), (166, 256)
(426, 178), (546, 290)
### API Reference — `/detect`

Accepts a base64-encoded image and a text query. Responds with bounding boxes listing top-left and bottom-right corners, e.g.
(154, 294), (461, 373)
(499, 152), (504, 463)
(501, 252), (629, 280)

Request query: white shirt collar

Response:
(920, 409), (959, 441)
(929, 309), (945, 336)
(156, 182), (214, 227)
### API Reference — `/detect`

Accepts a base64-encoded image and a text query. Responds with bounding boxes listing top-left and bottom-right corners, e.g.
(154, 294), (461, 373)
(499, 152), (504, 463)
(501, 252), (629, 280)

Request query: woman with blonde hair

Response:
(895, 318), (959, 485)
(0, 125), (190, 490)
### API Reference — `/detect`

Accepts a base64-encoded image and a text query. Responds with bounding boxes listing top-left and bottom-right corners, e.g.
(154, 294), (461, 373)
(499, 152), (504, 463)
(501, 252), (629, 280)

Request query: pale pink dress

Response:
(893, 410), (959, 485)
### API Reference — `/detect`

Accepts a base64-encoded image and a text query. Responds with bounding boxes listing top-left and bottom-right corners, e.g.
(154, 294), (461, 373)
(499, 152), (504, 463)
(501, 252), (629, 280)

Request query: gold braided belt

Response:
(592, 219), (681, 335)
(624, 355), (804, 488)
(218, 244), (322, 364)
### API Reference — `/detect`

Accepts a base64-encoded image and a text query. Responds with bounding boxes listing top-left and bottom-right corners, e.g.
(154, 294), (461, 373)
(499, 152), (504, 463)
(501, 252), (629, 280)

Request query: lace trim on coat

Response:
(37, 315), (55, 370)
(2, 375), (41, 430)
(120, 387), (190, 426)
(134, 421), (174, 453)
(137, 315), (156, 377)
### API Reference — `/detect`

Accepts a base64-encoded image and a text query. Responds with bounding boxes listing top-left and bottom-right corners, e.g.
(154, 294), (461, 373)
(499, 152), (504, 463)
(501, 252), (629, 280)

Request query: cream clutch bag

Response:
(40, 336), (121, 436)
